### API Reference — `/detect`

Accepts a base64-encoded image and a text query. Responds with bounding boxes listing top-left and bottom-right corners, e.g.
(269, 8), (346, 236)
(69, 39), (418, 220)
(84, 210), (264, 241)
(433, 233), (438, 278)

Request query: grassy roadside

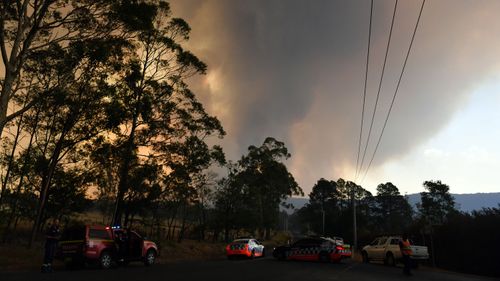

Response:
(0, 239), (227, 272)
(0, 230), (292, 272)
(0, 244), (45, 271)
(158, 240), (226, 263)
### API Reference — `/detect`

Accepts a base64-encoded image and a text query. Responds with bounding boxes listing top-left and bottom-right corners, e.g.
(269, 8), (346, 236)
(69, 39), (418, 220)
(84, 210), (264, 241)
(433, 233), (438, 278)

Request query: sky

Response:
(169, 0), (500, 196)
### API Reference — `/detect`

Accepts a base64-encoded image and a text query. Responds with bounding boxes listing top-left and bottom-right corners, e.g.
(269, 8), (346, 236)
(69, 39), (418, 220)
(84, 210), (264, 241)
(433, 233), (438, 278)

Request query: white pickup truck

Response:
(361, 236), (429, 266)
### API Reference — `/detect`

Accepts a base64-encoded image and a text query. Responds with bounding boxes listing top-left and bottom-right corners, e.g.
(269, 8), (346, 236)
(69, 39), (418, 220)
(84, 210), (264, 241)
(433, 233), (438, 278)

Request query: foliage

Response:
(213, 138), (302, 240)
(0, 0), (225, 244)
(374, 182), (413, 234)
(418, 180), (458, 225)
(430, 207), (500, 277)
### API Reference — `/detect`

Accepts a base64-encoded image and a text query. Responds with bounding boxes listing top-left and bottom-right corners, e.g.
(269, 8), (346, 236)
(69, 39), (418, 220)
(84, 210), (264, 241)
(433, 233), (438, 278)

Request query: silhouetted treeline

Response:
(288, 179), (499, 277)
(428, 207), (500, 277)
(0, 0), (225, 246)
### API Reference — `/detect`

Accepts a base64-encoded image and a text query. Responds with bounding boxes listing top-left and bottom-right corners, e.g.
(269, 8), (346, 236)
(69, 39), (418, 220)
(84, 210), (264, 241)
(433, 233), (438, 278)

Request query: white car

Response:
(225, 238), (265, 259)
(361, 236), (429, 266)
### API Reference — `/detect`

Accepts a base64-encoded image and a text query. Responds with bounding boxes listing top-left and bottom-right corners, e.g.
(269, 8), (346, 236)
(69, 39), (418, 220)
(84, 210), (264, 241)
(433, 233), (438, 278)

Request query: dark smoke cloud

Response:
(170, 0), (500, 194)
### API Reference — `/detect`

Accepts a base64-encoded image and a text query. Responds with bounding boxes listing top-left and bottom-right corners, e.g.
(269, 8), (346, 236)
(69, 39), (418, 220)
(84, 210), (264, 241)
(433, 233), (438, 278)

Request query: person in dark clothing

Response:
(399, 233), (413, 276)
(115, 230), (129, 261)
(41, 219), (61, 273)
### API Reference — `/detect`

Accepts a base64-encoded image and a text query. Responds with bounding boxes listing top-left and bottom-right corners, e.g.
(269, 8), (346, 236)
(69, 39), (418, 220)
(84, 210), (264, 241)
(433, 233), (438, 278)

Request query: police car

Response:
(225, 238), (265, 259)
(272, 237), (345, 263)
(322, 236), (352, 259)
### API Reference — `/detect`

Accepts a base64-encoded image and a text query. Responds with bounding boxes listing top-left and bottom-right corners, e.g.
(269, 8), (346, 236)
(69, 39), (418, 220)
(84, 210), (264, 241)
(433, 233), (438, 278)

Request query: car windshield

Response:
(233, 239), (249, 244)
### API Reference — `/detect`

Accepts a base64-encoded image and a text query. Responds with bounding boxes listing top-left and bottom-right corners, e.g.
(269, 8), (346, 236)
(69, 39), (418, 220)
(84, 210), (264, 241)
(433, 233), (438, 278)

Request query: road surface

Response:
(1, 257), (497, 281)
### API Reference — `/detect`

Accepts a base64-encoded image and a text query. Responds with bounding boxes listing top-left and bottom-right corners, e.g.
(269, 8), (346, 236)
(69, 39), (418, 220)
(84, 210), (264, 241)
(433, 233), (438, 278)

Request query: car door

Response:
(373, 238), (388, 260)
(248, 239), (256, 255)
(87, 227), (113, 259)
(253, 239), (264, 256)
(296, 239), (320, 261)
(288, 239), (307, 260)
(129, 231), (144, 259)
(389, 238), (401, 258)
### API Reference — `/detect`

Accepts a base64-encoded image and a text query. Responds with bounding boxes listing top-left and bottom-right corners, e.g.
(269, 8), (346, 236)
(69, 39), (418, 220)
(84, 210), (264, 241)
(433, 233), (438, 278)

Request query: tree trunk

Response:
(29, 113), (73, 247)
(166, 205), (178, 240)
(2, 108), (40, 242)
(0, 113), (24, 207)
(224, 227), (229, 243)
(177, 203), (187, 242)
(112, 114), (138, 226)
(0, 71), (15, 138)
(0, 0), (53, 138)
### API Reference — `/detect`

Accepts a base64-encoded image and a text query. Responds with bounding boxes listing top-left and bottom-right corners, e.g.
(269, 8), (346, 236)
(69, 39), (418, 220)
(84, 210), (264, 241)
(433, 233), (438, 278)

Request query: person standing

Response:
(399, 233), (413, 276)
(115, 230), (128, 262)
(41, 219), (60, 273)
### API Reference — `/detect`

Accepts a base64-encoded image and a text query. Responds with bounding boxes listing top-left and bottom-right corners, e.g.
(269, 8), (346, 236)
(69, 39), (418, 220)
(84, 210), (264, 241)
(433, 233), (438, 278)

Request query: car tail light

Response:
(336, 246), (343, 251)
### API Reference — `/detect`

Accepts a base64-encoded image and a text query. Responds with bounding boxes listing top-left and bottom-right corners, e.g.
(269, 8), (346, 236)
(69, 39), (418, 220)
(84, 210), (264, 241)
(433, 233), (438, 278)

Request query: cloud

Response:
(170, 0), (500, 194)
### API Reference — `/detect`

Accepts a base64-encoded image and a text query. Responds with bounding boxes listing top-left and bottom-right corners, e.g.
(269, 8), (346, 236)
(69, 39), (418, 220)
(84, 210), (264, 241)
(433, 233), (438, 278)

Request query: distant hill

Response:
(283, 192), (500, 214)
(406, 192), (500, 213)
(283, 197), (309, 213)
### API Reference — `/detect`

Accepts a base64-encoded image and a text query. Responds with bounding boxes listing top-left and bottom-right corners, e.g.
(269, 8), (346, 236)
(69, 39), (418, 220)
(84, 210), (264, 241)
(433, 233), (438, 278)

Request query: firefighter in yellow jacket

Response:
(399, 233), (413, 276)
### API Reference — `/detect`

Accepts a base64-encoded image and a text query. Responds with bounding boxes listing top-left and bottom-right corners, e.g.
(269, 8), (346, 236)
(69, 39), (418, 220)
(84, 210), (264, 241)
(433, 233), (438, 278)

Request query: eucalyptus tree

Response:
(23, 33), (129, 245)
(374, 182), (413, 233)
(213, 165), (256, 241)
(309, 178), (337, 236)
(235, 137), (303, 238)
(103, 1), (225, 226)
(418, 180), (457, 225)
(0, 0), (124, 137)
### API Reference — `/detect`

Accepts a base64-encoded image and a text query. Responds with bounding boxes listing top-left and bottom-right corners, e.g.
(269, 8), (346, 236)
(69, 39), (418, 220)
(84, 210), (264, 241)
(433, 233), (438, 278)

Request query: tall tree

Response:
(418, 180), (457, 225)
(309, 178), (337, 207)
(25, 35), (128, 245)
(106, 1), (225, 226)
(236, 137), (303, 238)
(374, 182), (413, 233)
(309, 178), (337, 235)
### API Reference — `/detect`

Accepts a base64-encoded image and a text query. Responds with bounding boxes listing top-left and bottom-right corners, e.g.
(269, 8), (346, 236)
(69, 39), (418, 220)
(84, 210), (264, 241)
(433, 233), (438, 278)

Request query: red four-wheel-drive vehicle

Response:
(56, 225), (158, 269)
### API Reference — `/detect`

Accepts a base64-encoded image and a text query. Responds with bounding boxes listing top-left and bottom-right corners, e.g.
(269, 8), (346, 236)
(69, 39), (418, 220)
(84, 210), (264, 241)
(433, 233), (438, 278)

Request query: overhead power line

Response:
(354, 0), (374, 181)
(360, 0), (426, 184)
(357, 0), (398, 182)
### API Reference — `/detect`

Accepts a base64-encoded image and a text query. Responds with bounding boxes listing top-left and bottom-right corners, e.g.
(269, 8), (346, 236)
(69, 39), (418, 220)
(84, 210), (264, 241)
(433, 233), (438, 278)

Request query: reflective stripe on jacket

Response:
(400, 240), (413, 256)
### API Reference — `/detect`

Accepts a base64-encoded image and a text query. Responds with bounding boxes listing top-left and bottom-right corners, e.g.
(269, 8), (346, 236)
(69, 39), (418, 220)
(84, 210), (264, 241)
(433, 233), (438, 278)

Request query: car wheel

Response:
(250, 250), (255, 259)
(99, 252), (113, 269)
(385, 253), (396, 267)
(362, 251), (369, 263)
(144, 250), (156, 266)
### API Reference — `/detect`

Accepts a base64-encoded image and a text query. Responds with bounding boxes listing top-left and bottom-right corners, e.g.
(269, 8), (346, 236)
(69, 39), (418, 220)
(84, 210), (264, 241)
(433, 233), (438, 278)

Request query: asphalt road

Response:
(1, 257), (498, 281)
